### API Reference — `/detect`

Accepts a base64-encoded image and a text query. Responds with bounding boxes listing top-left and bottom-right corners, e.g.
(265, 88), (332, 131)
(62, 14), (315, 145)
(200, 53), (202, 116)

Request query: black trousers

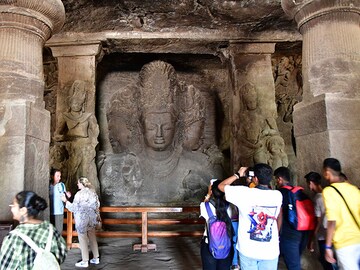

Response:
(200, 238), (233, 270)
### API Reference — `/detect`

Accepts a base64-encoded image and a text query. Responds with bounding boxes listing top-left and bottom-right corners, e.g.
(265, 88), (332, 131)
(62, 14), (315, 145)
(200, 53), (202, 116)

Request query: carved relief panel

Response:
(99, 60), (224, 205)
(51, 80), (100, 194)
(234, 82), (288, 170)
(272, 54), (303, 180)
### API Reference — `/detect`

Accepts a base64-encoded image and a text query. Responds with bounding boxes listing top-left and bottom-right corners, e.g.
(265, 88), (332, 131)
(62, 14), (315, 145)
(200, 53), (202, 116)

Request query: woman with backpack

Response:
(200, 179), (235, 270)
(0, 191), (67, 269)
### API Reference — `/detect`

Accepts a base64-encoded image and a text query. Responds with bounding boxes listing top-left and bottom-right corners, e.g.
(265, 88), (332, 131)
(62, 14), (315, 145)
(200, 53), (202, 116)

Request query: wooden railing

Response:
(63, 206), (204, 252)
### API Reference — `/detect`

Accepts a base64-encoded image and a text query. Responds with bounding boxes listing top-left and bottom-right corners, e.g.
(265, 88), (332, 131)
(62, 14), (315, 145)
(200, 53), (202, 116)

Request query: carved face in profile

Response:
(184, 120), (204, 151)
(108, 117), (131, 152)
(143, 112), (175, 151)
(122, 154), (143, 189)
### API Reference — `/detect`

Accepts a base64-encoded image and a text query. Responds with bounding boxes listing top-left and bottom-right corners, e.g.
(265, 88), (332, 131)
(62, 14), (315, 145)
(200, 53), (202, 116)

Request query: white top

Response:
(225, 185), (283, 260)
(314, 193), (327, 240)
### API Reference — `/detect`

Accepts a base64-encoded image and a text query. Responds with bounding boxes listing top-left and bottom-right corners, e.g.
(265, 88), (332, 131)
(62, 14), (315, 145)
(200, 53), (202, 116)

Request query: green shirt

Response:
(0, 221), (67, 270)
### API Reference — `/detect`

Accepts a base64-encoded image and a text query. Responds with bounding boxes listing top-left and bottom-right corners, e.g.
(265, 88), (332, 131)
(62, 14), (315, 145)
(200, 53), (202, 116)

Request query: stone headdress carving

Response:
(67, 80), (87, 112)
(182, 84), (205, 128)
(108, 88), (138, 129)
(241, 82), (257, 110)
(139, 61), (178, 116)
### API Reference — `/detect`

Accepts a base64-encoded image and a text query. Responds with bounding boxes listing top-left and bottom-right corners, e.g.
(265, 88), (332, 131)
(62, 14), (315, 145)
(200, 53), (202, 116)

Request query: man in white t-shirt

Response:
(219, 163), (283, 270)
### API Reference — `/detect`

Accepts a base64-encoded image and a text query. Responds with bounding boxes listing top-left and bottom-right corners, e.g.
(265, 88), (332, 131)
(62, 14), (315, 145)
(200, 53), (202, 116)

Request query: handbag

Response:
(95, 211), (102, 230)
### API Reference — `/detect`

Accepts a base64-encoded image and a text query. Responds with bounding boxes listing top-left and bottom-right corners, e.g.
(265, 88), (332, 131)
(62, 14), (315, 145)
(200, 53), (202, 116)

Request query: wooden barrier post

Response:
(66, 210), (73, 249)
(133, 211), (157, 252)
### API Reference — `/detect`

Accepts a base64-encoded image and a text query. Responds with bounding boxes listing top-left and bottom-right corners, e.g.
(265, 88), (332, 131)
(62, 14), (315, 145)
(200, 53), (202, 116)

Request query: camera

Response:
(245, 167), (255, 180)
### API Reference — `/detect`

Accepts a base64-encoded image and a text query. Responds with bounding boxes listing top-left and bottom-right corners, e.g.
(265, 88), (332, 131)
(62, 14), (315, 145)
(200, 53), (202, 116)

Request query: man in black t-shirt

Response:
(274, 167), (309, 270)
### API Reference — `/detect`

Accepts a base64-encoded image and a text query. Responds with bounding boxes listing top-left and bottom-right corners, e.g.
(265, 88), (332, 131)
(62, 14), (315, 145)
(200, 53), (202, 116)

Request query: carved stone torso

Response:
(63, 112), (91, 139)
(99, 61), (223, 205)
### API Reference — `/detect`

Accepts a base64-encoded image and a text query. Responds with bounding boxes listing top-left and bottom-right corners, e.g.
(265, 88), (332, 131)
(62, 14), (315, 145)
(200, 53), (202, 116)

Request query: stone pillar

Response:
(0, 1), (65, 220)
(282, 0), (360, 184)
(48, 42), (103, 193)
(228, 43), (278, 169)
(48, 42), (102, 114)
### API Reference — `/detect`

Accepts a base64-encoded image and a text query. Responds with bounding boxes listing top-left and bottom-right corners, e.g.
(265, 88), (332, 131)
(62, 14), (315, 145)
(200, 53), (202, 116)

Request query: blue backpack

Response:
(205, 202), (232, 259)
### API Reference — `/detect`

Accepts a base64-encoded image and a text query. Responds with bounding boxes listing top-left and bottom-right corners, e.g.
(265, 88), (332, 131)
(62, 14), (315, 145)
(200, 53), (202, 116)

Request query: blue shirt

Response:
(49, 182), (66, 215)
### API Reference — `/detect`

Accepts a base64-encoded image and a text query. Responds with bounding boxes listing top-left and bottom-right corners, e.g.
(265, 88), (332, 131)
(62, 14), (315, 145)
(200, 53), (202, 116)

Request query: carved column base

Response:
(294, 94), (360, 184)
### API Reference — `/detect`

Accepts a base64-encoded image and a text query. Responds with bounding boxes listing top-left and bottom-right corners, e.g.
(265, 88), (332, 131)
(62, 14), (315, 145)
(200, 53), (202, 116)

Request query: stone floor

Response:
(61, 237), (203, 270)
(59, 237), (305, 270)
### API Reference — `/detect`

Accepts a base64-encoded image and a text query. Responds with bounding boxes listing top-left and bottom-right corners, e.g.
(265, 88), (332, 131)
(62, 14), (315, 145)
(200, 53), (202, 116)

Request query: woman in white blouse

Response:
(62, 177), (100, 268)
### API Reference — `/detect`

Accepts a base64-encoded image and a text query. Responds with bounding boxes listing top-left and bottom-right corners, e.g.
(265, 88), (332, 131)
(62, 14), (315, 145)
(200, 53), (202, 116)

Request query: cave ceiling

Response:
(52, 0), (301, 54)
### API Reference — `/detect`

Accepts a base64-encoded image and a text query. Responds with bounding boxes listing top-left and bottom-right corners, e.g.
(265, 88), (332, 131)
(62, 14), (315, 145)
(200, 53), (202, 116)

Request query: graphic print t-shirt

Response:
(225, 185), (282, 260)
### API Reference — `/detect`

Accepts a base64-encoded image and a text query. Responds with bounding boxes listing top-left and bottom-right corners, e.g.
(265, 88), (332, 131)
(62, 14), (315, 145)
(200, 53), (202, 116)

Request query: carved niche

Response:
(272, 54), (302, 180)
(234, 82), (288, 170)
(100, 60), (223, 205)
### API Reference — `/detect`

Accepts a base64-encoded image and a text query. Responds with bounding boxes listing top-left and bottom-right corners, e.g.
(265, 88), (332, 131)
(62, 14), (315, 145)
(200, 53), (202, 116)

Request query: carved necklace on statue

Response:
(142, 145), (183, 178)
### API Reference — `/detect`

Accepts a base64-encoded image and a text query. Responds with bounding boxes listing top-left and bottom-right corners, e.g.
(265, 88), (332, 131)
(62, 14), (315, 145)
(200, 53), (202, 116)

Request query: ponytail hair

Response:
(15, 191), (47, 218)
(78, 177), (92, 188)
(211, 180), (233, 238)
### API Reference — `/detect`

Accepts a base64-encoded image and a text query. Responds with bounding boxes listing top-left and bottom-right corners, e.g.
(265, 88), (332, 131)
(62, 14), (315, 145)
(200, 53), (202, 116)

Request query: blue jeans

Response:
(280, 232), (309, 270)
(231, 221), (239, 266)
(201, 238), (233, 270)
(239, 252), (278, 270)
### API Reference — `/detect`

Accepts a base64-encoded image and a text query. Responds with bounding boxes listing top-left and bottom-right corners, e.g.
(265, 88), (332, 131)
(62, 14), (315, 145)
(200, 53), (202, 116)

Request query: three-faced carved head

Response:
(138, 61), (179, 151)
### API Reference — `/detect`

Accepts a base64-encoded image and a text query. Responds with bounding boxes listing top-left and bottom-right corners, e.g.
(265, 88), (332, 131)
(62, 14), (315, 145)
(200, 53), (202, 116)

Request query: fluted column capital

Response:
(281, 0), (360, 30)
(0, 0), (65, 40)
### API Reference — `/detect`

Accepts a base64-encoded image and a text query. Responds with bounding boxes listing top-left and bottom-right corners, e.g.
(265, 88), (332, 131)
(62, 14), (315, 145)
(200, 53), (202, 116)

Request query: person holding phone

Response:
(49, 168), (71, 234)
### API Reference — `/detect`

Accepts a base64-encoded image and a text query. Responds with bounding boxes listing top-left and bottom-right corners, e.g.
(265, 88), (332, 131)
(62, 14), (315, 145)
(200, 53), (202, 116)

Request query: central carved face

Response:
(244, 92), (257, 110)
(143, 112), (175, 151)
(70, 98), (83, 112)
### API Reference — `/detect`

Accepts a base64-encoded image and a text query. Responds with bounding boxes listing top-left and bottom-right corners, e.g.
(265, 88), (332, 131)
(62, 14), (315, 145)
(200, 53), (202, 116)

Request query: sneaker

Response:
(75, 261), (88, 268)
(90, 258), (100, 264)
(230, 265), (240, 270)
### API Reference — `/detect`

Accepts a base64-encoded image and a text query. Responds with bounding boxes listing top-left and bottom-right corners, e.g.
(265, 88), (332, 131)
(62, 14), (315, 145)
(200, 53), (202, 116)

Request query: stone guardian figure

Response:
(54, 80), (100, 194)
(237, 83), (278, 166)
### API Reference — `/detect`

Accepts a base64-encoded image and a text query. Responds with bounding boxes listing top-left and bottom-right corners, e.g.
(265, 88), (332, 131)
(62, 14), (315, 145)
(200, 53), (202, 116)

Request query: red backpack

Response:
(282, 186), (316, 231)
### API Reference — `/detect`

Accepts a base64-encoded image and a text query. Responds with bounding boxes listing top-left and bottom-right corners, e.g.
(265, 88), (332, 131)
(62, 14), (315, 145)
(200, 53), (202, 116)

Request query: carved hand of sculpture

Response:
(53, 134), (65, 142)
